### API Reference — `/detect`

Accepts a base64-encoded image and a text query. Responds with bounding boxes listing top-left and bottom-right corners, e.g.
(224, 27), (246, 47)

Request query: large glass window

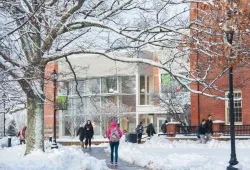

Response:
(121, 76), (136, 94)
(139, 114), (154, 134)
(87, 97), (101, 113)
(86, 79), (100, 94)
(71, 80), (85, 95)
(121, 115), (136, 133)
(226, 92), (242, 124)
(58, 81), (69, 96)
(121, 95), (136, 112)
(102, 96), (118, 107)
(140, 75), (154, 105)
(140, 76), (146, 105)
(101, 77), (117, 93)
(61, 97), (87, 136)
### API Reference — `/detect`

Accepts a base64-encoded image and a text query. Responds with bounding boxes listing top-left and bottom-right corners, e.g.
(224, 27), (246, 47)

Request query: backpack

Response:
(161, 124), (166, 133)
(136, 125), (143, 134)
(110, 128), (120, 142)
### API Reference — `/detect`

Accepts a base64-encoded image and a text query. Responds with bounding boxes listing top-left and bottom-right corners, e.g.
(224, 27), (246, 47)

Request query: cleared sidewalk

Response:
(84, 147), (148, 170)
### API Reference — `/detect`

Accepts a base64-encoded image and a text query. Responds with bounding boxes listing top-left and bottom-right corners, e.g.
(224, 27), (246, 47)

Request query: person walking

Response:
(146, 123), (156, 139)
(106, 121), (123, 166)
(83, 120), (94, 149)
(206, 114), (213, 142)
(197, 119), (207, 144)
(136, 122), (144, 143)
(161, 120), (168, 134)
(76, 124), (85, 149)
(18, 126), (27, 145)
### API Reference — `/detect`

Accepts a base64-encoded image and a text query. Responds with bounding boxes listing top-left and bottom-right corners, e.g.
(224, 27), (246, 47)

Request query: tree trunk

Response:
(25, 95), (45, 155)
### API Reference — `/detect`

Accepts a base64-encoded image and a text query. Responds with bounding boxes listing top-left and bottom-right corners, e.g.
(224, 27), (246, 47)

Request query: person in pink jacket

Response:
(106, 121), (122, 166)
(18, 126), (27, 144)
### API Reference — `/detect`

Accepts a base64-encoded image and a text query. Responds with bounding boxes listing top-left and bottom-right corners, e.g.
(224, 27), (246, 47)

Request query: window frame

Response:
(225, 91), (242, 125)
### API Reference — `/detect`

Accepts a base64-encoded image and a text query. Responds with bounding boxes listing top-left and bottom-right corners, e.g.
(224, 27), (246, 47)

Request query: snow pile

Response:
(114, 136), (250, 170)
(0, 144), (108, 170)
(0, 137), (19, 148)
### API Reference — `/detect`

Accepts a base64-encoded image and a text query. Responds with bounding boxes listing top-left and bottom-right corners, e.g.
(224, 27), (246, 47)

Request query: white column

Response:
(136, 73), (139, 126)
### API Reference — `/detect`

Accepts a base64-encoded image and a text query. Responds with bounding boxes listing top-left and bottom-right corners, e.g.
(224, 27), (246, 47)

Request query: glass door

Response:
(157, 117), (166, 134)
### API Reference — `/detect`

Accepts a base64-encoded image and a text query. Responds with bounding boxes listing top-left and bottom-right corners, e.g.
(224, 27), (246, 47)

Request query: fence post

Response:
(213, 120), (225, 137)
(166, 122), (181, 137)
(8, 136), (11, 147)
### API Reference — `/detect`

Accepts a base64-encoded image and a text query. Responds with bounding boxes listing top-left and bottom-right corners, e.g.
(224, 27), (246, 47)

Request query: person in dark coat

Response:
(146, 123), (156, 138)
(83, 120), (94, 149)
(136, 122), (144, 143)
(206, 114), (213, 142)
(76, 124), (85, 149)
(161, 120), (168, 134)
(198, 119), (207, 144)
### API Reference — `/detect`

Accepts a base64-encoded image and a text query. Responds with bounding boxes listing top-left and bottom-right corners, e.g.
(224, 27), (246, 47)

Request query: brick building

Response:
(190, 1), (250, 126)
(43, 51), (190, 139)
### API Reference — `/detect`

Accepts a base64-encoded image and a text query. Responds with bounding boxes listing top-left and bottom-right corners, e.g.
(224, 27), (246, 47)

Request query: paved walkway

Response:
(84, 147), (147, 170)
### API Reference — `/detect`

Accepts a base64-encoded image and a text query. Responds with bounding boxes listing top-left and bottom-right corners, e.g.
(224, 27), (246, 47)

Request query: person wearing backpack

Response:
(161, 120), (168, 134)
(106, 121), (123, 166)
(136, 122), (144, 143)
(76, 123), (85, 149)
(17, 126), (27, 144)
(146, 123), (156, 139)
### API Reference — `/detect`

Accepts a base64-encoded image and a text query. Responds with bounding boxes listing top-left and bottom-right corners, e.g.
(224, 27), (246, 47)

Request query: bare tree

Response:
(90, 100), (132, 137)
(150, 72), (190, 125)
(12, 111), (27, 130)
(61, 114), (85, 139)
(1, 0), (236, 155)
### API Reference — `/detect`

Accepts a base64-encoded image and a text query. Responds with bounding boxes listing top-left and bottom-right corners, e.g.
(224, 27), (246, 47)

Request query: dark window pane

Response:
(102, 77), (117, 93)
(121, 95), (136, 112)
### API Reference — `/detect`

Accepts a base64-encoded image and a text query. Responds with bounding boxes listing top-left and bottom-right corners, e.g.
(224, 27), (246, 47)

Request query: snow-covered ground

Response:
(0, 136), (19, 148)
(0, 140), (108, 170)
(114, 136), (250, 170)
(57, 135), (109, 142)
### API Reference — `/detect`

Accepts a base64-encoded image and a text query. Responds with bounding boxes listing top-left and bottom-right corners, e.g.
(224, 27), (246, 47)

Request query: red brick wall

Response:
(190, 1), (250, 125)
(44, 62), (59, 138)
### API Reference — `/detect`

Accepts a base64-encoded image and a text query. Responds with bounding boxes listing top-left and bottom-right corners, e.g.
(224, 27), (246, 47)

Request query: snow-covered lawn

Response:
(0, 140), (108, 170)
(0, 137), (19, 148)
(117, 136), (250, 170)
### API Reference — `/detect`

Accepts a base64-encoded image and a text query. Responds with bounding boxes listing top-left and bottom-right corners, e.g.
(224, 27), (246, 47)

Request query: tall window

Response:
(58, 81), (69, 96)
(121, 76), (136, 94)
(226, 92), (242, 124)
(86, 79), (100, 94)
(71, 80), (85, 95)
(101, 77), (117, 93)
(139, 75), (154, 105)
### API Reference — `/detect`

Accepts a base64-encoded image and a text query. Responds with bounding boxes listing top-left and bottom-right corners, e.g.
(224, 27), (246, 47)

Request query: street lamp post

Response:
(226, 7), (238, 170)
(51, 69), (58, 149)
(2, 93), (8, 137)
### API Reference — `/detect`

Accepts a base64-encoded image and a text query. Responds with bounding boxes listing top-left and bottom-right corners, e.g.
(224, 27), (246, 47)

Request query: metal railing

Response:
(218, 125), (250, 136)
(158, 125), (250, 137)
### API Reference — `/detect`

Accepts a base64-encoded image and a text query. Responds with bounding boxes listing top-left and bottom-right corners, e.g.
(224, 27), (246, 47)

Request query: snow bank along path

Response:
(115, 136), (250, 170)
(0, 141), (108, 170)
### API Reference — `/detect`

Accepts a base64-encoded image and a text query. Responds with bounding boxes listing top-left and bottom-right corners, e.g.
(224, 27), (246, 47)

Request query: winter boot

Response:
(80, 141), (84, 149)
